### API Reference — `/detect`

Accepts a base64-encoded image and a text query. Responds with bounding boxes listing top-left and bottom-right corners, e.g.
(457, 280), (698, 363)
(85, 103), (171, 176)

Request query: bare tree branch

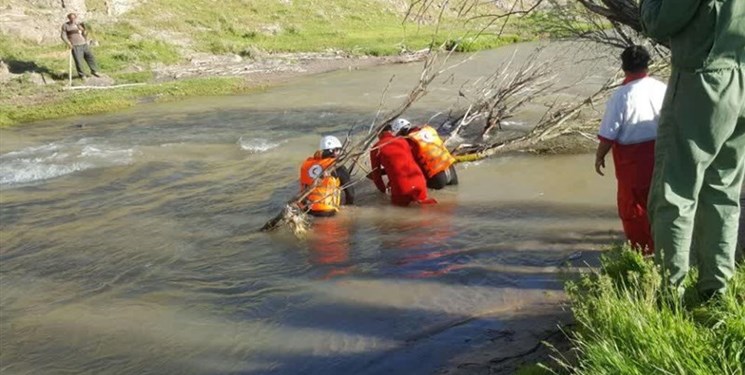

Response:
(260, 47), (470, 233)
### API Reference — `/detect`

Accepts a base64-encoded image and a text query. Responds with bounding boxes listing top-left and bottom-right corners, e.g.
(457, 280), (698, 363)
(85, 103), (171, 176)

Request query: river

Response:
(0, 42), (623, 374)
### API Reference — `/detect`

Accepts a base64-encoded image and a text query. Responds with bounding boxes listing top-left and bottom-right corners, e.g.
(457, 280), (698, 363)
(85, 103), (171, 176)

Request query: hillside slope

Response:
(1, 0), (528, 75)
(0, 0), (534, 126)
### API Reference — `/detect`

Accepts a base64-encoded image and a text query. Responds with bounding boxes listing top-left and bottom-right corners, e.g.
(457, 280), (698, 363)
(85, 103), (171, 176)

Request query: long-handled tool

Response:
(67, 48), (72, 88)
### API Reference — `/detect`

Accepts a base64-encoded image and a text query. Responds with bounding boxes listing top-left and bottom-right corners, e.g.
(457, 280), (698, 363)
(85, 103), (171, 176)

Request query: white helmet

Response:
(391, 118), (412, 135)
(319, 135), (342, 151)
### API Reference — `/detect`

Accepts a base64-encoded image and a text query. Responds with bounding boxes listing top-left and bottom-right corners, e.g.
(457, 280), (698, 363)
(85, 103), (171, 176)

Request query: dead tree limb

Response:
(450, 75), (618, 160)
(260, 49), (468, 233)
(438, 49), (556, 143)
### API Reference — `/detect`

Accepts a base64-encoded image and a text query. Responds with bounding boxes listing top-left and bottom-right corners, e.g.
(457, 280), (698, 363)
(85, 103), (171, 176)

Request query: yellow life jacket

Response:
(299, 153), (342, 213)
(408, 125), (456, 178)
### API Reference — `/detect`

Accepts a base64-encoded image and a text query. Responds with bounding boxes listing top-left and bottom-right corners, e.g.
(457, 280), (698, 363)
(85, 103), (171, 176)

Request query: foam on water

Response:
(239, 136), (283, 153)
(0, 140), (135, 185)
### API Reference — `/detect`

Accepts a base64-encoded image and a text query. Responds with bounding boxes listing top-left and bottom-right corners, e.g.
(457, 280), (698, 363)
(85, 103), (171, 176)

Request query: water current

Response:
(1, 42), (625, 374)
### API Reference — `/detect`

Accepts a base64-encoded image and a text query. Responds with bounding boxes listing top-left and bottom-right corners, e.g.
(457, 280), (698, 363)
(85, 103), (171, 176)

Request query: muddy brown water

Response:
(1, 42), (626, 374)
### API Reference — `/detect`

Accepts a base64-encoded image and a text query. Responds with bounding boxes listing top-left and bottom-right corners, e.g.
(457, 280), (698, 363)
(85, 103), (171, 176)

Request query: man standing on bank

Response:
(61, 12), (100, 79)
(595, 46), (667, 255)
(641, 0), (745, 299)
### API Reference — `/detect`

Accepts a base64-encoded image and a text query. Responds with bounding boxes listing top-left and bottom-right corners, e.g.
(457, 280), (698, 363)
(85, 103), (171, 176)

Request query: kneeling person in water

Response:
(370, 125), (435, 206)
(299, 136), (354, 217)
(392, 118), (458, 190)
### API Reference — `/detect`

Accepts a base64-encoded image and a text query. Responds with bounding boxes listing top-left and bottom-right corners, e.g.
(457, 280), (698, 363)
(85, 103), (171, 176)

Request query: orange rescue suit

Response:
(407, 125), (456, 178)
(299, 153), (342, 214)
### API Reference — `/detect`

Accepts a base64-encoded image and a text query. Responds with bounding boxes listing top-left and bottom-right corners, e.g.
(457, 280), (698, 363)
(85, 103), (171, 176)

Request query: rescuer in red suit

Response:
(369, 125), (436, 206)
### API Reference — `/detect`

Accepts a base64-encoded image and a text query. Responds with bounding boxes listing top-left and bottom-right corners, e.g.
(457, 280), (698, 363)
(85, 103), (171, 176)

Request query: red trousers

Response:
(613, 141), (655, 255)
(391, 187), (431, 207)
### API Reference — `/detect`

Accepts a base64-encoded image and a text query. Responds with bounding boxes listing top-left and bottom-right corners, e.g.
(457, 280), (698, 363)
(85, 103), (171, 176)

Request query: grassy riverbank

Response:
(532, 245), (745, 374)
(0, 77), (260, 127)
(0, 0), (547, 127)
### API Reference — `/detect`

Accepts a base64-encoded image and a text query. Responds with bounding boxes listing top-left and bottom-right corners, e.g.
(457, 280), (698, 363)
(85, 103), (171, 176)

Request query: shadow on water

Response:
(1, 191), (616, 371)
(0, 97), (625, 374)
(237, 310), (573, 375)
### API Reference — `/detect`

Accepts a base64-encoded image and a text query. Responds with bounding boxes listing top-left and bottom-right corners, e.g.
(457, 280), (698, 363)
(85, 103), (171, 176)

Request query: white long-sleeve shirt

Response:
(598, 76), (668, 145)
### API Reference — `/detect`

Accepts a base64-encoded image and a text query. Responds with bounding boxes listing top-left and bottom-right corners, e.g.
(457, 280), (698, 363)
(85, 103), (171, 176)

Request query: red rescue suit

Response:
(610, 140), (655, 254)
(370, 131), (435, 206)
(600, 72), (655, 254)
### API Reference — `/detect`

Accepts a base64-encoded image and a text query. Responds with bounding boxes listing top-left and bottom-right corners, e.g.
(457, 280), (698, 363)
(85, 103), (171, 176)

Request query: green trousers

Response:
(649, 67), (745, 295)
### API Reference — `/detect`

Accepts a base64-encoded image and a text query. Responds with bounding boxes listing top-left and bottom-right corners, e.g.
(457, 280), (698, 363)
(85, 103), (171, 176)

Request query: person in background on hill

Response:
(392, 118), (458, 190)
(60, 12), (100, 79)
(299, 136), (354, 217)
(370, 124), (436, 206)
(641, 0), (745, 300)
(595, 46), (667, 256)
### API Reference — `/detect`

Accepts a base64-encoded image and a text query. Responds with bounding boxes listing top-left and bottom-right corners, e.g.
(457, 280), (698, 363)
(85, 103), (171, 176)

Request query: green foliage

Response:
(519, 7), (609, 40)
(2, 0), (545, 125)
(515, 364), (557, 375)
(124, 0), (522, 55)
(0, 77), (260, 127)
(109, 70), (154, 83)
(562, 245), (745, 375)
(88, 21), (182, 71)
(442, 34), (519, 52)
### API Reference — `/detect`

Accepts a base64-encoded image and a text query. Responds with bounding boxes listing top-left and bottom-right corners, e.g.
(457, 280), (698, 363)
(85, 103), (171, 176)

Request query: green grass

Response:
(122, 0), (524, 56)
(556, 245), (745, 374)
(515, 364), (555, 375)
(0, 77), (261, 127)
(0, 0), (544, 126)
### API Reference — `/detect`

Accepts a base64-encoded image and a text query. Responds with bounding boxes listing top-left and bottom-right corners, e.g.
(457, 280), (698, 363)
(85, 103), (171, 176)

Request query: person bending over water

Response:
(299, 136), (354, 217)
(370, 125), (436, 206)
(392, 118), (458, 190)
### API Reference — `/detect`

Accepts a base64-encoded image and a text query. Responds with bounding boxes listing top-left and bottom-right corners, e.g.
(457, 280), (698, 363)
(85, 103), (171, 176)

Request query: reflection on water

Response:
(0, 42), (621, 374)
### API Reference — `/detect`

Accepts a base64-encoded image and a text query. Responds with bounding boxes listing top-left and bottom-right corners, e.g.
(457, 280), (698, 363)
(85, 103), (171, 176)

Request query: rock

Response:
(0, 0), (86, 44)
(30, 0), (68, 9)
(61, 0), (87, 13)
(230, 54), (243, 63)
(26, 72), (48, 85)
(0, 60), (10, 78)
(239, 46), (266, 60)
(260, 24), (283, 36)
(105, 0), (141, 16)
(83, 74), (115, 86)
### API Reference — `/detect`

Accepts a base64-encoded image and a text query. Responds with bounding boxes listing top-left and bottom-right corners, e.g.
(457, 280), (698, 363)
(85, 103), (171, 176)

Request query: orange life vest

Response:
(299, 153), (342, 213)
(408, 125), (456, 178)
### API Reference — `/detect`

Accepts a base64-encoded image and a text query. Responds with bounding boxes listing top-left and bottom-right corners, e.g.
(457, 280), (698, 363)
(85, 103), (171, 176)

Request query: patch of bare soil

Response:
(151, 50), (428, 85)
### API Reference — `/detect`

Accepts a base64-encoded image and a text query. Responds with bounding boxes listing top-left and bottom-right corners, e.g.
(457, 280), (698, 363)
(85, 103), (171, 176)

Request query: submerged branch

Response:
(260, 47), (463, 233)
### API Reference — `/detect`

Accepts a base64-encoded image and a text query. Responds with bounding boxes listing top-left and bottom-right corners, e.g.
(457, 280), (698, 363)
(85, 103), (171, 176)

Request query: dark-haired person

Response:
(595, 45), (667, 255)
(60, 12), (100, 79)
(641, 0), (744, 299)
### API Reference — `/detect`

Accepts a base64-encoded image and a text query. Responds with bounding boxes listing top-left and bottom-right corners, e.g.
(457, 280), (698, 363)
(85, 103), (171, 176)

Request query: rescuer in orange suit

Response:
(299, 136), (354, 216)
(370, 125), (436, 207)
(392, 118), (458, 190)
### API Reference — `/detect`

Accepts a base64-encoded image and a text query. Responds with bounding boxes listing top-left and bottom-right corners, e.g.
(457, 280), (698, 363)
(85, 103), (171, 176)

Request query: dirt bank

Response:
(151, 50), (427, 85)
(437, 304), (573, 375)
(0, 50), (428, 126)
